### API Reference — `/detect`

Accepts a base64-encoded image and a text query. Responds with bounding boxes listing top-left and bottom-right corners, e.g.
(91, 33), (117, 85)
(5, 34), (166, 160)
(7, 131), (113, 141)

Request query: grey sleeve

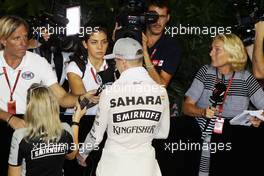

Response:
(250, 88), (264, 109)
(246, 75), (264, 109)
(185, 65), (208, 102)
(8, 129), (26, 166)
(185, 78), (204, 102)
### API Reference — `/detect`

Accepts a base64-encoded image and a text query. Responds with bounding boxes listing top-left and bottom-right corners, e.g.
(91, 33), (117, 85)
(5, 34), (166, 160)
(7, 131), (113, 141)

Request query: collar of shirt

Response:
(117, 66), (153, 83)
(0, 50), (27, 71)
(148, 33), (165, 51)
(87, 57), (108, 72)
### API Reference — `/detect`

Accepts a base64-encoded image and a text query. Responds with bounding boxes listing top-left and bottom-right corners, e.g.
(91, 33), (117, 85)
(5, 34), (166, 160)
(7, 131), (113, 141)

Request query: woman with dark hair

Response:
(8, 83), (87, 176)
(65, 24), (110, 116)
(64, 24), (114, 175)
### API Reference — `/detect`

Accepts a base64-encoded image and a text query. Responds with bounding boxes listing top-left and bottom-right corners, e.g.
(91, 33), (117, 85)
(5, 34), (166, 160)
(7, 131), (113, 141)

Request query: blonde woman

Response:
(183, 34), (264, 176)
(8, 83), (87, 176)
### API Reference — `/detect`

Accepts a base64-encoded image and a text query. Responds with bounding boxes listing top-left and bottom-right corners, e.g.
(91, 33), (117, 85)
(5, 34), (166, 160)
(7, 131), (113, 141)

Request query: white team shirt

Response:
(81, 66), (170, 152)
(0, 51), (57, 114)
(65, 58), (107, 115)
(79, 67), (170, 176)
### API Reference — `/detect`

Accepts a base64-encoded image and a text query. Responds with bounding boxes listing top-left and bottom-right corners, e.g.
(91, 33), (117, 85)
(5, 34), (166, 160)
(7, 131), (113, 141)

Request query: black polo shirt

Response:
(147, 34), (181, 75)
(8, 123), (73, 176)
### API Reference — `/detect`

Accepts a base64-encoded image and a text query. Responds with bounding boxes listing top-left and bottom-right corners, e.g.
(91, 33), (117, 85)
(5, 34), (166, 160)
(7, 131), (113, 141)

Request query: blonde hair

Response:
(0, 15), (29, 49)
(214, 34), (247, 71)
(24, 83), (62, 142)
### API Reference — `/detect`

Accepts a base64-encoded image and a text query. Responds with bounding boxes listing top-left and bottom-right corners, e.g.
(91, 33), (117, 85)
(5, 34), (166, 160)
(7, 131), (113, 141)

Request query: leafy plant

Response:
(167, 0), (235, 116)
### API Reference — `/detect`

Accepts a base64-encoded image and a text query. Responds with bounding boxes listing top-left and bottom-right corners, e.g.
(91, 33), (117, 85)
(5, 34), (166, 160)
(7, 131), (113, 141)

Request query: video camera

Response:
(27, 5), (81, 52)
(232, 0), (264, 46)
(115, 0), (159, 42)
(28, 13), (67, 51)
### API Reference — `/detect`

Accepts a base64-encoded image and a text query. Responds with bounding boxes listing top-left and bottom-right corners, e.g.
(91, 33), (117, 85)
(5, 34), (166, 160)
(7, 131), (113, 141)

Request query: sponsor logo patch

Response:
(113, 109), (161, 123)
(22, 71), (34, 80)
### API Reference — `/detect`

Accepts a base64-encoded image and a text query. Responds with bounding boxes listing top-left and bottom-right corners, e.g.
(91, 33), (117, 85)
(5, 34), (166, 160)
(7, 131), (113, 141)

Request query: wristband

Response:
(145, 64), (154, 70)
(71, 121), (80, 126)
(7, 114), (14, 125)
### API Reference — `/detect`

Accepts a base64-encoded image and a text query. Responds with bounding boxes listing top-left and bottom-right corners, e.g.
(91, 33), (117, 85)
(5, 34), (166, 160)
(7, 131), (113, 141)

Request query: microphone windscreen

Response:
(97, 65), (116, 84)
(210, 82), (227, 107)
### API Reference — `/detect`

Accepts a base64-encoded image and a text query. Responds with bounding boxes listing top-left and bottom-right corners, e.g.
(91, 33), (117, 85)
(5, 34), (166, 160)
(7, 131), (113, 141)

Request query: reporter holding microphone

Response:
(183, 33), (264, 176)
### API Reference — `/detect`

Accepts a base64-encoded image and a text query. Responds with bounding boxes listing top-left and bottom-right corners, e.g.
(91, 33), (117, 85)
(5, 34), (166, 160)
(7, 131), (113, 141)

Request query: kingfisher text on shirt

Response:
(113, 125), (156, 135)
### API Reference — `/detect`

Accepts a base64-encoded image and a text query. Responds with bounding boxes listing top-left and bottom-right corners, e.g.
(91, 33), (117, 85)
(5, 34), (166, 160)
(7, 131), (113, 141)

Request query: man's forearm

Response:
(253, 37), (264, 78)
(182, 102), (205, 118)
(59, 93), (78, 108)
(0, 109), (12, 122)
(146, 66), (166, 86)
(253, 24), (264, 79)
(144, 54), (168, 87)
(50, 83), (78, 108)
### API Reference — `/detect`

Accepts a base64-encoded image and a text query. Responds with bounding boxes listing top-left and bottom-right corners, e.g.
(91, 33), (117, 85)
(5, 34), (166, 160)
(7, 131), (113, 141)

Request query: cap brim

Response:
(103, 53), (143, 60)
(103, 53), (115, 60)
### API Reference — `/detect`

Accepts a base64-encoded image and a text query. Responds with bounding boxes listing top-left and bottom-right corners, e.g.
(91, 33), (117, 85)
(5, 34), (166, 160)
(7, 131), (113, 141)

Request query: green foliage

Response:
(172, 0), (235, 86)
(0, 0), (46, 16)
(167, 0), (235, 116)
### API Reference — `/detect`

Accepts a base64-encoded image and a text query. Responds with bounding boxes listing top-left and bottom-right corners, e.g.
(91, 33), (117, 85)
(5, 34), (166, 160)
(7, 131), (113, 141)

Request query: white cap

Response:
(104, 37), (143, 60)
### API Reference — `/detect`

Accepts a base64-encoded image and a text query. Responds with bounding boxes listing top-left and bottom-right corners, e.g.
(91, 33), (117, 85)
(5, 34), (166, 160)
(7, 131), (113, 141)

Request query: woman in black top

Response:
(8, 83), (88, 176)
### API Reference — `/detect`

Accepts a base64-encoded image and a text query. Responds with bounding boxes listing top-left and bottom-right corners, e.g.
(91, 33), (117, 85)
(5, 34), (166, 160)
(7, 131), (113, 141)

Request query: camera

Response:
(28, 12), (69, 50)
(115, 0), (159, 42)
(27, 4), (81, 52)
(232, 0), (264, 46)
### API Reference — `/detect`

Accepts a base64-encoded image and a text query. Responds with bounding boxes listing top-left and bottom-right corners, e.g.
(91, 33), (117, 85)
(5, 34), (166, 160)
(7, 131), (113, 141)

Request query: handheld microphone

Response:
(79, 64), (117, 109)
(94, 63), (118, 95)
(79, 97), (95, 110)
(210, 81), (227, 107)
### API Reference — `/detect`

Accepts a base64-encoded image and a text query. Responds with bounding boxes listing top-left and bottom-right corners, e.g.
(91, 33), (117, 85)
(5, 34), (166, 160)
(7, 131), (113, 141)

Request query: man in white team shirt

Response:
(77, 37), (170, 176)
(0, 15), (98, 176)
(0, 15), (97, 128)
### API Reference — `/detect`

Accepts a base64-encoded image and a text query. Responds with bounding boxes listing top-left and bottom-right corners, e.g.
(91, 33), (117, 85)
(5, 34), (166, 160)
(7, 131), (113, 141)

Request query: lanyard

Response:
(90, 65), (107, 84)
(217, 71), (235, 119)
(150, 48), (157, 59)
(3, 67), (21, 101)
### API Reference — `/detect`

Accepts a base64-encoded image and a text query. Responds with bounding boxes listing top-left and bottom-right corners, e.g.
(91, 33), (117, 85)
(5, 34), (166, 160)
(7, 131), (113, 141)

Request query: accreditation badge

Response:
(213, 118), (224, 134)
(7, 100), (16, 114)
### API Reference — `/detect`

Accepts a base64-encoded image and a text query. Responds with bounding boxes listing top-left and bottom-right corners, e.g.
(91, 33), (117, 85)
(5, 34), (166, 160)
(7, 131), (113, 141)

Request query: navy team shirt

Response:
(147, 34), (181, 75)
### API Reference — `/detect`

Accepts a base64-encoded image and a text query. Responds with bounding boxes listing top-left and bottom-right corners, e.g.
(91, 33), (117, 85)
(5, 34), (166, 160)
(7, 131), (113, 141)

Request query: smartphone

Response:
(79, 97), (90, 110)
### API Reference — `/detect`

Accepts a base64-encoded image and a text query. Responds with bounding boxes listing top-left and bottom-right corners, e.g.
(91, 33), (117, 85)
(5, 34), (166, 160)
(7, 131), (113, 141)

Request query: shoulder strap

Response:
(69, 46), (87, 78)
